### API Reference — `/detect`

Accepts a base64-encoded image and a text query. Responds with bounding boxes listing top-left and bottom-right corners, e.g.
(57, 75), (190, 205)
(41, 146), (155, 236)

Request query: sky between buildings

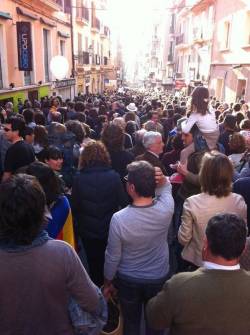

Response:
(106, 0), (168, 77)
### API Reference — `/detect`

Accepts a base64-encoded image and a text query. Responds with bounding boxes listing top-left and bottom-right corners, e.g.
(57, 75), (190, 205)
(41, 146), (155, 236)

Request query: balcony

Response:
(175, 33), (189, 49)
(91, 17), (100, 33)
(76, 5), (89, 25)
(100, 25), (110, 39)
(191, 0), (215, 14)
(169, 25), (175, 34)
(83, 51), (90, 65)
(95, 54), (100, 65)
(39, 0), (62, 11)
(193, 27), (204, 43)
(168, 54), (174, 62)
(176, 33), (184, 45)
(76, 52), (84, 66)
(104, 56), (108, 65)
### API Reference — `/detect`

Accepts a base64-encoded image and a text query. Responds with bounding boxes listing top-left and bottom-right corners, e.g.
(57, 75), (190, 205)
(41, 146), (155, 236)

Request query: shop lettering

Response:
(17, 22), (32, 71)
(21, 33), (29, 68)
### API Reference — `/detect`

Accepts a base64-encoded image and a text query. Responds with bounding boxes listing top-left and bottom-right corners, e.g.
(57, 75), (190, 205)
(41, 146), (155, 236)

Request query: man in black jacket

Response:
(136, 131), (167, 175)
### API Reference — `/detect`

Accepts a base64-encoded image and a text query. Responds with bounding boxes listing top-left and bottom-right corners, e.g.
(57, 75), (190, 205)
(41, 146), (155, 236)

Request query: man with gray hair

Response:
(136, 131), (167, 175)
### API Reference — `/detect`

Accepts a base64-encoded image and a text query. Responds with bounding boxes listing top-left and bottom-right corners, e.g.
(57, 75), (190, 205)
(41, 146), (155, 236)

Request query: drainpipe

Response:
(208, 0), (217, 92)
(70, 0), (76, 97)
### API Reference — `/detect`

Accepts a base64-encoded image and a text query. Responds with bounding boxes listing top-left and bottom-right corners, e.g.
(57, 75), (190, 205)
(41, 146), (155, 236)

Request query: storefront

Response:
(77, 74), (84, 95)
(0, 84), (50, 111)
(52, 78), (76, 100)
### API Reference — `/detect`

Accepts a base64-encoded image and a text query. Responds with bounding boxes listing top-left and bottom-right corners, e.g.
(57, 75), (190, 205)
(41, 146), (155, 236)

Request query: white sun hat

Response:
(126, 103), (138, 112)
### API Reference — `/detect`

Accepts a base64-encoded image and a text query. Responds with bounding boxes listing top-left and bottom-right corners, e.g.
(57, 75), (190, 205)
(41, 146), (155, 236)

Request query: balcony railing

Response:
(176, 33), (184, 45)
(83, 51), (90, 65)
(101, 25), (110, 38)
(169, 25), (175, 34)
(76, 5), (89, 23)
(95, 54), (100, 65)
(40, 0), (63, 10)
(168, 54), (173, 62)
(91, 17), (100, 32)
(193, 27), (203, 41)
(104, 26), (109, 36)
(78, 53), (83, 65)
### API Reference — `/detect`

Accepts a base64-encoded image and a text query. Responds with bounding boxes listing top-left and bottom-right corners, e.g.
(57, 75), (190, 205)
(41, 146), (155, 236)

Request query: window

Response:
(64, 0), (71, 14)
(85, 37), (88, 51)
(78, 33), (82, 53)
(60, 40), (65, 56)
(101, 43), (103, 64)
(43, 29), (50, 82)
(244, 11), (250, 45)
(236, 79), (246, 101)
(76, 0), (82, 18)
(24, 71), (32, 86)
(216, 78), (223, 100)
(223, 21), (231, 49)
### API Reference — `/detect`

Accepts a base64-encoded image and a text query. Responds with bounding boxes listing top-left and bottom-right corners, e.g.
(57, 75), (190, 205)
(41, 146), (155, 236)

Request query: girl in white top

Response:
(180, 87), (219, 164)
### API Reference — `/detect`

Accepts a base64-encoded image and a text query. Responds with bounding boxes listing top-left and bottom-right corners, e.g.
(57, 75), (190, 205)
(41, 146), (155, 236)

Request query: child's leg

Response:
(180, 143), (195, 164)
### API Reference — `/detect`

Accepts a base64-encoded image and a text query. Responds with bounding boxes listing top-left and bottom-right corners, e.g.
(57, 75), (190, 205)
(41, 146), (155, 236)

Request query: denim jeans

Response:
(115, 276), (167, 335)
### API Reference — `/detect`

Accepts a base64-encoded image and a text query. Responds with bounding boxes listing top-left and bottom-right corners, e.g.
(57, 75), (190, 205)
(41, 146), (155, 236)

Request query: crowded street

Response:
(0, 0), (250, 334)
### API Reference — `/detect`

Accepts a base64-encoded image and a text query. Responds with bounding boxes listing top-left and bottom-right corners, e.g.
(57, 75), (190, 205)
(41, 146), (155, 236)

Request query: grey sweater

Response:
(104, 181), (174, 281)
(0, 240), (99, 335)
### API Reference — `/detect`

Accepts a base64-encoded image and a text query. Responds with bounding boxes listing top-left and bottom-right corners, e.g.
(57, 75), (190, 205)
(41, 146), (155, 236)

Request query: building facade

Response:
(73, 0), (116, 95)
(166, 0), (250, 102)
(0, 0), (117, 109)
(171, 0), (215, 93)
(0, 0), (74, 108)
(209, 0), (250, 102)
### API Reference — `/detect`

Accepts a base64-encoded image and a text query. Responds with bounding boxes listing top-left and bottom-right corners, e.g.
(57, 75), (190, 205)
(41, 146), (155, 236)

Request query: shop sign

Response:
(16, 21), (33, 71)
(175, 80), (186, 90)
(53, 78), (76, 88)
(162, 78), (174, 85)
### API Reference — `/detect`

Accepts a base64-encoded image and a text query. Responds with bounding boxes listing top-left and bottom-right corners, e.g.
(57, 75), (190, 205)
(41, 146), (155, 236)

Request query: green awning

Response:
(0, 11), (12, 20)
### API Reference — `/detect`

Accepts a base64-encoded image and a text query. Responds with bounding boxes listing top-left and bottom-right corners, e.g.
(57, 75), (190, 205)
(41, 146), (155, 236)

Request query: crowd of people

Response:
(0, 86), (250, 334)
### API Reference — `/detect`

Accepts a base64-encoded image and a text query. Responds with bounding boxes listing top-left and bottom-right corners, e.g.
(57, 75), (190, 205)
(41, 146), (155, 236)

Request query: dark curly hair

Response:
(79, 140), (111, 169)
(0, 174), (46, 245)
(101, 124), (124, 152)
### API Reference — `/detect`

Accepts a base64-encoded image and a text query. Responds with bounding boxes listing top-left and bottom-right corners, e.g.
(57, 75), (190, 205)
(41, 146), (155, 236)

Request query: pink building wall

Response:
(210, 0), (250, 102)
(1, 0), (73, 97)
